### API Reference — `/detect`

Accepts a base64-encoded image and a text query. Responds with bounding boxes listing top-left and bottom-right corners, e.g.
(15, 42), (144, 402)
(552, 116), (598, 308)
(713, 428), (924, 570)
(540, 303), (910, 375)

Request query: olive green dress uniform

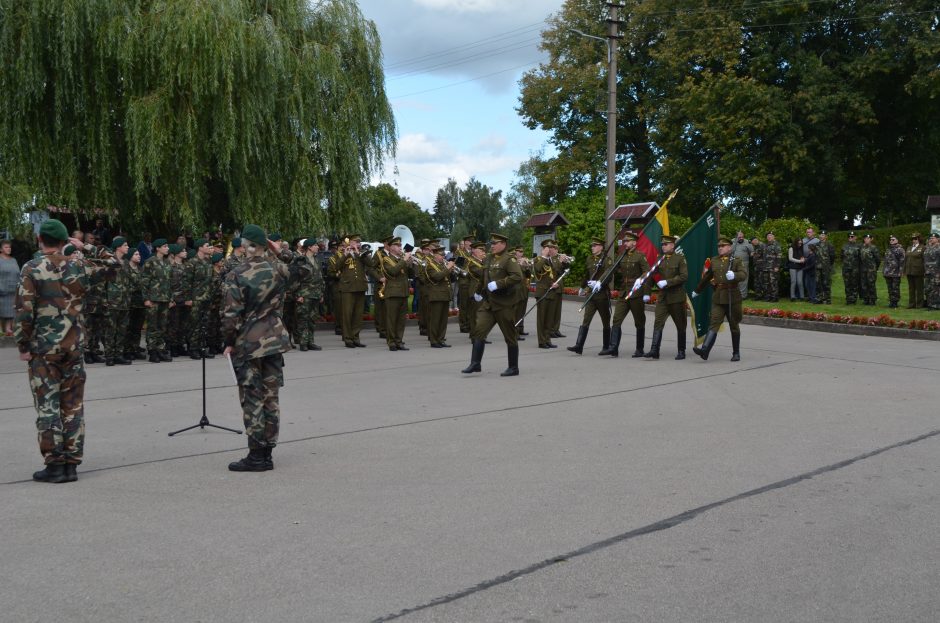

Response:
(337, 239), (370, 347)
(423, 252), (453, 347)
(569, 241), (613, 355)
(534, 246), (561, 348)
(464, 244), (487, 340)
(647, 238), (688, 360)
(368, 241), (388, 338)
(456, 239), (474, 333)
(463, 233), (524, 376)
(514, 252), (532, 337)
(140, 245), (173, 359)
(692, 245), (746, 361)
(380, 242), (411, 350)
(602, 238), (651, 358)
(550, 253), (570, 337)
(904, 235), (925, 308)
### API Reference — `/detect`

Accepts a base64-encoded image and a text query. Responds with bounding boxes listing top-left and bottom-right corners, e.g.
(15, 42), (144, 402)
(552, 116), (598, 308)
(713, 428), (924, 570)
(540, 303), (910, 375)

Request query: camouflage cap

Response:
(39, 218), (69, 241)
(241, 224), (266, 246)
(110, 236), (127, 250)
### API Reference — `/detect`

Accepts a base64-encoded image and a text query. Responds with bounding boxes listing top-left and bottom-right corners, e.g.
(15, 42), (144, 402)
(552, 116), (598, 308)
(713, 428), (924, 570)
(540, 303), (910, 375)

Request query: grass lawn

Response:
(744, 268), (937, 322)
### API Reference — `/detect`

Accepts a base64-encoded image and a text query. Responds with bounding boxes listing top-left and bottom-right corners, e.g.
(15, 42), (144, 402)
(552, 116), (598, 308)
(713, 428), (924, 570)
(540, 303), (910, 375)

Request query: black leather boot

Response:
(262, 446), (274, 470)
(461, 339), (485, 373)
(600, 327), (610, 352)
(228, 449), (268, 472)
(645, 329), (662, 359)
(693, 330), (718, 361)
(500, 345), (519, 376)
(105, 358), (115, 366)
(33, 463), (68, 483)
(730, 332), (741, 361)
(64, 463), (78, 482)
(632, 327), (645, 358)
(148, 350), (161, 363)
(160, 350), (173, 362)
(600, 326), (621, 357)
(567, 326), (589, 354)
(114, 355), (132, 365)
(675, 330), (686, 360)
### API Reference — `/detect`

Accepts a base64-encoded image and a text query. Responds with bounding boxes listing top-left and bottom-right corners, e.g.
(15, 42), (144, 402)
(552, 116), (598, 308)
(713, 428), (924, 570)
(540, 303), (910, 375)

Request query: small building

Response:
(927, 195), (940, 234)
(608, 201), (659, 240)
(524, 211), (570, 255)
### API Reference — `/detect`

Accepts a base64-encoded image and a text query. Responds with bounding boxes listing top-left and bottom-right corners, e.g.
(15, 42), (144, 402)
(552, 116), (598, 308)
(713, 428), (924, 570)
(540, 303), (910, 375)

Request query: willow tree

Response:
(0, 0), (396, 233)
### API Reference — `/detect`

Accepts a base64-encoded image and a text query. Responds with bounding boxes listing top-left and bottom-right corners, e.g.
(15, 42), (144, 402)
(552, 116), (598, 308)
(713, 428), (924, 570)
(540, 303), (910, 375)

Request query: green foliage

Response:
(0, 0), (396, 234)
(518, 0), (940, 226)
(456, 178), (503, 243)
(361, 184), (439, 243)
(668, 213), (693, 238)
(758, 217), (817, 248)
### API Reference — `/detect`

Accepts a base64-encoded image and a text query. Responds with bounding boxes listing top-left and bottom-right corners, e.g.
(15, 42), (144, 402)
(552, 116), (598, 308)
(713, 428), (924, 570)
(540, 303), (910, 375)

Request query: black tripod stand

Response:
(169, 304), (242, 437)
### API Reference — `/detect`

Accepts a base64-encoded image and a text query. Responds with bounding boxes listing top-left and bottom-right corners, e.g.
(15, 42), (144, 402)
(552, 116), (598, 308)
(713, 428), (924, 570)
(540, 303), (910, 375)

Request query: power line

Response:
(389, 60), (542, 100)
(388, 36), (542, 80)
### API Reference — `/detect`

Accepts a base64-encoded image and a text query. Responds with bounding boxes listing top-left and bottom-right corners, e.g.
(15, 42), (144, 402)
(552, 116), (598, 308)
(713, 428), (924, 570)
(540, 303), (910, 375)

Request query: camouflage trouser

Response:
(581, 294), (611, 328)
(752, 269), (764, 300)
(884, 276), (901, 305)
(760, 270), (779, 300)
(187, 300), (211, 351)
(816, 267), (832, 303)
(146, 302), (169, 350)
(168, 303), (189, 352)
(235, 354), (284, 450)
(612, 296), (646, 329)
(283, 299), (297, 342)
(927, 275), (940, 309)
(860, 271), (878, 304)
(843, 270), (860, 303)
(84, 306), (105, 355)
(295, 299), (319, 346)
(208, 299), (223, 351)
(125, 307), (146, 354)
(28, 351), (86, 465)
(103, 306), (129, 359)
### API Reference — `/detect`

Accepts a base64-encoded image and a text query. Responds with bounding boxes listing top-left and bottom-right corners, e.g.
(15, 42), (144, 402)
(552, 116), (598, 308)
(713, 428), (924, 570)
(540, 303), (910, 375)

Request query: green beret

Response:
(269, 232), (282, 242)
(62, 244), (76, 256)
(231, 237), (242, 248)
(302, 238), (318, 248)
(211, 252), (224, 264)
(194, 238), (208, 248)
(40, 218), (69, 242)
(168, 243), (181, 255)
(110, 236), (127, 250)
(153, 238), (168, 247)
(241, 224), (267, 246)
(929, 232), (939, 240)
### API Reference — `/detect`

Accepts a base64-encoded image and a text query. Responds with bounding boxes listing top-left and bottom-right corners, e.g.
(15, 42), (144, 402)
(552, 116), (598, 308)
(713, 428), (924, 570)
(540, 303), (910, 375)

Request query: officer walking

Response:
(692, 237), (746, 361)
(646, 235), (688, 360)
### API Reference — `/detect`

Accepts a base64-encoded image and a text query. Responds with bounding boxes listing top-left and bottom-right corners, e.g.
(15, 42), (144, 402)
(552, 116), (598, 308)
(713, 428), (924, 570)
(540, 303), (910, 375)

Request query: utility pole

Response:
(605, 3), (624, 255)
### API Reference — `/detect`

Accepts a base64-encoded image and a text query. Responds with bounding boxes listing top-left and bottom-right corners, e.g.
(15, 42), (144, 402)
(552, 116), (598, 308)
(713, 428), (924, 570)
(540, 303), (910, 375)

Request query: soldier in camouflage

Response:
(219, 237), (244, 280)
(841, 232), (861, 304)
(167, 244), (190, 357)
(207, 252), (226, 353)
(82, 232), (107, 364)
(123, 248), (147, 360)
(294, 238), (326, 351)
(882, 234), (905, 308)
(750, 237), (765, 301)
(815, 231), (836, 304)
(859, 233), (881, 305)
(15, 219), (118, 483)
(925, 233), (940, 310)
(184, 239), (217, 358)
(222, 224), (312, 472)
(141, 238), (173, 362)
(102, 236), (132, 365)
(761, 232), (781, 301)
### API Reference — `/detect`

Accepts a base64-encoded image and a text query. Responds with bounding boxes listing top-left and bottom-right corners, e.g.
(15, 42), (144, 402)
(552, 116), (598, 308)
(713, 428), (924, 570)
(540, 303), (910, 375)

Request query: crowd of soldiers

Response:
(840, 231), (940, 309)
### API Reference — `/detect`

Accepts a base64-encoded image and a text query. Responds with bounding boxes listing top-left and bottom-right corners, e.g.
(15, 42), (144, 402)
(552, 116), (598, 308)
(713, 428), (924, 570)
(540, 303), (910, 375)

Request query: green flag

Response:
(676, 203), (721, 345)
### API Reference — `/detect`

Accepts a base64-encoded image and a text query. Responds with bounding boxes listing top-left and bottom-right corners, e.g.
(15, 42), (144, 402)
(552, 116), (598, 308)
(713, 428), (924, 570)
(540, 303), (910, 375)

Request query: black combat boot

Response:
(64, 463), (78, 482)
(567, 326), (589, 354)
(693, 330), (718, 361)
(675, 330), (686, 360)
(262, 447), (274, 470)
(228, 448), (268, 472)
(114, 355), (132, 365)
(189, 350), (202, 359)
(148, 350), (161, 363)
(598, 327), (620, 356)
(105, 358), (115, 366)
(32, 463), (68, 483)
(461, 339), (485, 373)
(645, 329), (662, 359)
(160, 350), (173, 362)
(632, 327), (645, 358)
(600, 327), (611, 353)
(730, 332), (741, 361)
(299, 344), (308, 351)
(308, 343), (321, 351)
(500, 345), (519, 376)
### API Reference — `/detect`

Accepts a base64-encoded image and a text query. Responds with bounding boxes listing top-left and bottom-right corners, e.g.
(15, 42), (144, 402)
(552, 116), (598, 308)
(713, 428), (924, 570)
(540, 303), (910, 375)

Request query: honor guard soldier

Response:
(423, 244), (455, 347)
(550, 244), (572, 338)
(534, 239), (561, 348)
(415, 238), (434, 336)
(369, 236), (393, 339)
(600, 232), (650, 358)
(141, 238), (173, 362)
(462, 233), (523, 376)
(465, 242), (488, 339)
(569, 236), (613, 355)
(16, 219), (119, 483)
(692, 236), (746, 361)
(647, 234), (688, 360)
(327, 237), (346, 335)
(380, 236), (412, 350)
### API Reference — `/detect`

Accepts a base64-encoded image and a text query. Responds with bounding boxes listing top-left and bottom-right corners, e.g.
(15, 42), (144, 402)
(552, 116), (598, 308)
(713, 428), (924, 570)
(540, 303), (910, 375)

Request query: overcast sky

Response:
(357, 0), (566, 212)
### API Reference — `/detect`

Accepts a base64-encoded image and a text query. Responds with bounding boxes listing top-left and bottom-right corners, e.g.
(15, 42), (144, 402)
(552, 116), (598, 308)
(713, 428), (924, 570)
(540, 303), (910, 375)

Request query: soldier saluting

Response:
(692, 236), (747, 361)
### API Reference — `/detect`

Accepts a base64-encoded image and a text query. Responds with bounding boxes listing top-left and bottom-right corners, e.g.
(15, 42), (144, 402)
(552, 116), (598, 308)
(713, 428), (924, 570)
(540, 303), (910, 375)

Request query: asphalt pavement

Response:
(1, 300), (938, 623)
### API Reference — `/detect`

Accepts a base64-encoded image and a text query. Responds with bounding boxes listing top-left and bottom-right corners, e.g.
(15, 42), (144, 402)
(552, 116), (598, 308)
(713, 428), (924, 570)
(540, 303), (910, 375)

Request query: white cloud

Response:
(471, 133), (507, 155)
(412, 0), (509, 12)
(397, 133), (456, 163)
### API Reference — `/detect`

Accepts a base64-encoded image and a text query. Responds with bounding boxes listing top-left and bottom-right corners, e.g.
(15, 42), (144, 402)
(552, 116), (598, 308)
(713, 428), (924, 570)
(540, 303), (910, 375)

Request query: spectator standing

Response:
(903, 233), (925, 308)
(803, 245), (818, 303)
(1, 239), (20, 336)
(729, 231), (753, 299)
(788, 237), (805, 301)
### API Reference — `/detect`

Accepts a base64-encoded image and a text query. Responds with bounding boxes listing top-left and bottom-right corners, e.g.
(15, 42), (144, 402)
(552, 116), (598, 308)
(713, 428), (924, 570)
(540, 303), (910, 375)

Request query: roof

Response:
(523, 211), (570, 228)
(927, 195), (940, 210)
(608, 202), (659, 221)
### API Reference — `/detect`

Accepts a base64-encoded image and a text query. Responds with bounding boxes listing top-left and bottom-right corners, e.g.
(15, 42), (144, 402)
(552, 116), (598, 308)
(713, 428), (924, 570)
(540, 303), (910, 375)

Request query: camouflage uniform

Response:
(167, 257), (189, 355)
(294, 250), (326, 349)
(83, 269), (107, 361)
(102, 257), (132, 362)
(882, 242), (905, 307)
(141, 255), (173, 353)
(815, 238), (836, 304)
(15, 243), (118, 468)
(124, 260), (146, 358)
(762, 240), (782, 301)
(859, 242), (881, 305)
(924, 239), (940, 310)
(841, 241), (861, 304)
(222, 245), (310, 456)
(208, 259), (225, 353)
(184, 255), (216, 355)
(750, 242), (765, 300)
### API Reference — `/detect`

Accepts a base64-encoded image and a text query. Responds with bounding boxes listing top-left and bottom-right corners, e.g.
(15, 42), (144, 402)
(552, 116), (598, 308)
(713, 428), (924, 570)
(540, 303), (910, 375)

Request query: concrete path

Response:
(1, 300), (938, 622)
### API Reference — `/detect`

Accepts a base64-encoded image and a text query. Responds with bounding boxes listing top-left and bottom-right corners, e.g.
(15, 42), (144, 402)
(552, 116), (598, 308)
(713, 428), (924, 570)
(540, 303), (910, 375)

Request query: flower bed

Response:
(742, 308), (940, 331)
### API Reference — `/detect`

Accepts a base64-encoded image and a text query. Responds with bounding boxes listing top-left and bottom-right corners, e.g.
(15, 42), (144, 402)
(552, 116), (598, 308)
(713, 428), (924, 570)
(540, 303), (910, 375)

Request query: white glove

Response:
(691, 291), (699, 299)
(588, 280), (601, 292)
(487, 280), (498, 292)
(633, 278), (644, 290)
(642, 295), (650, 303)
(473, 293), (483, 302)
(587, 280), (598, 289)
(725, 270), (735, 280)
(656, 279), (667, 288)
